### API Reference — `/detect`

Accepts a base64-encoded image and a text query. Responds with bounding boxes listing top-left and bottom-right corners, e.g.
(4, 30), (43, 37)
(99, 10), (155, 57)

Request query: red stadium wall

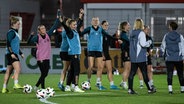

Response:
(80, 0), (184, 3)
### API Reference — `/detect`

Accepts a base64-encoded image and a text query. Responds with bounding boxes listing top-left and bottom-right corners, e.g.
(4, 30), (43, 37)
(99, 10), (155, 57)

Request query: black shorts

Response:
(60, 52), (70, 61)
(121, 51), (130, 62)
(88, 51), (102, 58)
(6, 54), (20, 65)
(147, 55), (152, 65)
(103, 52), (111, 61)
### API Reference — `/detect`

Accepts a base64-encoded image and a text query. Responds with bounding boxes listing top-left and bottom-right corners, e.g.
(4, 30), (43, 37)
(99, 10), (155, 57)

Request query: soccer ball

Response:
(23, 84), (32, 93)
(81, 81), (91, 90)
(45, 87), (55, 97)
(36, 89), (47, 99)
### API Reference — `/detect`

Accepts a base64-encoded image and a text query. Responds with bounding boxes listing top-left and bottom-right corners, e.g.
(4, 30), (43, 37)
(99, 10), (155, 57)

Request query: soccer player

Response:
(118, 21), (131, 90)
(27, 10), (60, 90)
(60, 15), (84, 93)
(128, 19), (156, 94)
(81, 17), (116, 90)
(137, 25), (155, 89)
(57, 18), (71, 91)
(58, 9), (84, 92)
(101, 20), (119, 90)
(2, 16), (24, 93)
(160, 21), (184, 94)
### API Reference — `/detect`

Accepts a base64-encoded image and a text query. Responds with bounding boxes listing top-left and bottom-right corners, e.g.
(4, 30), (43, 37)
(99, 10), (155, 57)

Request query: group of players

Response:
(2, 8), (184, 94)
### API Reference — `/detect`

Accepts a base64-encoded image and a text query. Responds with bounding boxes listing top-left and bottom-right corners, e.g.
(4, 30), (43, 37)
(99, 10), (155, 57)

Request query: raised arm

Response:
(77, 8), (84, 34)
(47, 18), (60, 36)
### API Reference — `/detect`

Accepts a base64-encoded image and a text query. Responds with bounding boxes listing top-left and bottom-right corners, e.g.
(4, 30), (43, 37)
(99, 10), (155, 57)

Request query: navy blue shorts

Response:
(6, 54), (20, 65)
(88, 51), (102, 58)
(60, 52), (70, 61)
(121, 51), (130, 62)
(103, 52), (111, 61)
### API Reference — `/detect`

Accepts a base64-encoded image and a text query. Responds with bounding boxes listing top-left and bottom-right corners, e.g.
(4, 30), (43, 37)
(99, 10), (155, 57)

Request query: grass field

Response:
(0, 73), (184, 104)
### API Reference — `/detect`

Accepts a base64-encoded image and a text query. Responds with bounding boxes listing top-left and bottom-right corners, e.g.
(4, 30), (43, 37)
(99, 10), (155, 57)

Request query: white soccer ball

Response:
(45, 87), (55, 97)
(36, 89), (47, 99)
(81, 81), (91, 90)
(23, 84), (32, 93)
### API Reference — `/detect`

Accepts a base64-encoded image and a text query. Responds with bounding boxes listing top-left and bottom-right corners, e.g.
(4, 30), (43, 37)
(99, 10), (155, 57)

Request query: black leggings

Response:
(36, 60), (50, 89)
(166, 61), (184, 86)
(128, 62), (151, 90)
(66, 55), (80, 86)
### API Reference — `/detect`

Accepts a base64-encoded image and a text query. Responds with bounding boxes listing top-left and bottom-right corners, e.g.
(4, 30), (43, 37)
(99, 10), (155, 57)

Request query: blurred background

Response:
(0, 0), (184, 44)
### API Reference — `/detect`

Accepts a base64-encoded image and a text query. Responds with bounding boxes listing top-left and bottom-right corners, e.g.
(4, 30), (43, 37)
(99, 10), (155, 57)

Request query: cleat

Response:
(110, 85), (120, 90)
(95, 83), (100, 87)
(148, 87), (156, 94)
(140, 85), (144, 89)
(128, 89), (137, 94)
(65, 86), (71, 92)
(120, 82), (128, 90)
(169, 91), (173, 94)
(181, 91), (184, 93)
(151, 85), (156, 89)
(58, 82), (65, 91)
(2, 88), (9, 93)
(98, 85), (106, 90)
(74, 86), (84, 93)
(13, 84), (23, 89)
(71, 84), (76, 91)
(148, 90), (156, 94)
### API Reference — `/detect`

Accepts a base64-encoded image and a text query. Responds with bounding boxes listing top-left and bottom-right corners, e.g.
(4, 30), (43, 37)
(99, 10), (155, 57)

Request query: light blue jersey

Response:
(87, 26), (103, 52)
(66, 30), (81, 55)
(6, 29), (20, 54)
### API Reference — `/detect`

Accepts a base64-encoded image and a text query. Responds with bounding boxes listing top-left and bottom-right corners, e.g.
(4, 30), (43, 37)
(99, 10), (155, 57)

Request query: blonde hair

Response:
(10, 16), (19, 26)
(37, 25), (45, 31)
(133, 18), (144, 30)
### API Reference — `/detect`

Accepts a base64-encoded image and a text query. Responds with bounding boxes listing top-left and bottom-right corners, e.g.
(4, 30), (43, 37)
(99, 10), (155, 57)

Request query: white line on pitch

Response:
(38, 92), (111, 104)
(54, 92), (111, 97)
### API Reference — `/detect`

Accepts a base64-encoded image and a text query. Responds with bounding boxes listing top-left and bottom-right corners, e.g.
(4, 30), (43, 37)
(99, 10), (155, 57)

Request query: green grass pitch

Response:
(0, 73), (184, 104)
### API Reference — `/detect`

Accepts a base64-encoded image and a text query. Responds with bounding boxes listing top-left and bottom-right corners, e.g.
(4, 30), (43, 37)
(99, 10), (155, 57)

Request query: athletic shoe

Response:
(128, 89), (137, 94)
(95, 83), (100, 87)
(148, 87), (156, 94)
(181, 91), (184, 93)
(58, 82), (65, 91)
(71, 84), (75, 92)
(98, 85), (106, 90)
(110, 85), (120, 90)
(74, 86), (84, 92)
(140, 85), (144, 89)
(13, 84), (23, 89)
(2, 88), (9, 93)
(120, 82), (128, 90)
(151, 85), (156, 89)
(169, 91), (173, 94)
(65, 86), (71, 92)
(151, 85), (156, 91)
